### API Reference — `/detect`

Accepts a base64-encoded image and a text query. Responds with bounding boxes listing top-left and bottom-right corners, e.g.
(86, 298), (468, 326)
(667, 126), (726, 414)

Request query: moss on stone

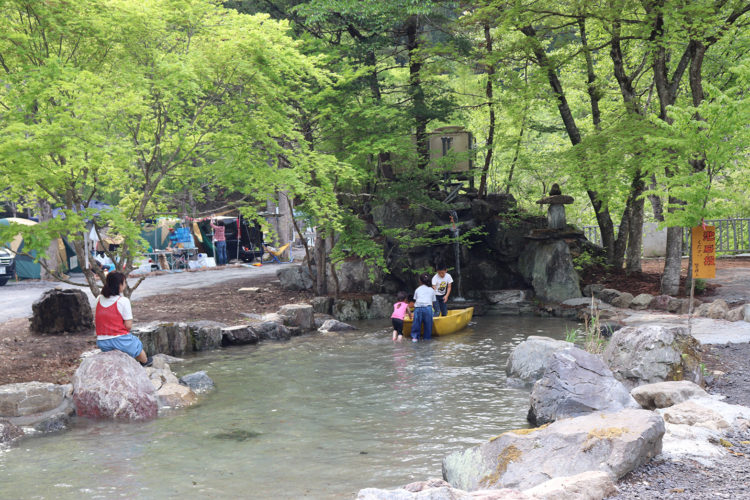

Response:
(490, 424), (549, 442)
(480, 444), (523, 487)
(582, 427), (628, 452)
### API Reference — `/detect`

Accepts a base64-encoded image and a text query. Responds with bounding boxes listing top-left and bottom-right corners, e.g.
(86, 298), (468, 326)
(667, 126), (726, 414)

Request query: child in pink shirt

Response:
(391, 291), (413, 341)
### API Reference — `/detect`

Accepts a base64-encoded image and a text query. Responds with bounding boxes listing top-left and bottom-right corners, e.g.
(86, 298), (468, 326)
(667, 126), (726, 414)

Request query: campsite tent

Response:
(140, 218), (203, 251)
(0, 218), (72, 279)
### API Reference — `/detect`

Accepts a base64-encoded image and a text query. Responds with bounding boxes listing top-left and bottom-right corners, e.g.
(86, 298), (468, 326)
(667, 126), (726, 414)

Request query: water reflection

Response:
(0, 315), (573, 499)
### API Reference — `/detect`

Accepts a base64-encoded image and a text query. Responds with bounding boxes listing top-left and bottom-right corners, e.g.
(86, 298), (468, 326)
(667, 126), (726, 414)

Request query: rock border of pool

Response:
(354, 313), (750, 500)
(4, 289), (750, 500)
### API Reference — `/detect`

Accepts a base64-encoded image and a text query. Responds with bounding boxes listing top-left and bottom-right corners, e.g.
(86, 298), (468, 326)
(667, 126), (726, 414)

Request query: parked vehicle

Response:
(0, 248), (16, 286)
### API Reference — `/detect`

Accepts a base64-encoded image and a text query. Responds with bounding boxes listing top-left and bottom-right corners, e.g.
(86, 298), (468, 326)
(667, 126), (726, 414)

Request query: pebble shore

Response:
(609, 342), (750, 499)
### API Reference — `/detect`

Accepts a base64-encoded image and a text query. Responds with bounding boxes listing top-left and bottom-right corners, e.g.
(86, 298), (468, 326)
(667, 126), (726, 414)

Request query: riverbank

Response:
(0, 272), (312, 385)
(608, 342), (750, 499)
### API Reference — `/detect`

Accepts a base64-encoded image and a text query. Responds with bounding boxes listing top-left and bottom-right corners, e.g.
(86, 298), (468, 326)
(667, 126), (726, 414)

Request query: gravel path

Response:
(608, 342), (750, 499)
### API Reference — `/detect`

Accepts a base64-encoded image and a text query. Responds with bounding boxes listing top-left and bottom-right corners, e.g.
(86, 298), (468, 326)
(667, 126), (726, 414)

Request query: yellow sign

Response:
(691, 225), (716, 279)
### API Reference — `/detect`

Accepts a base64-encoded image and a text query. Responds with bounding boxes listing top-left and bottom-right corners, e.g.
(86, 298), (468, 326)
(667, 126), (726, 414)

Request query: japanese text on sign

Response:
(692, 225), (716, 279)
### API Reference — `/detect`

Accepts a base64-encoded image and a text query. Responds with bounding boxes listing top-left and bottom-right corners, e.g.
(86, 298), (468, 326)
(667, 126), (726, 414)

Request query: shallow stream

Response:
(0, 316), (573, 499)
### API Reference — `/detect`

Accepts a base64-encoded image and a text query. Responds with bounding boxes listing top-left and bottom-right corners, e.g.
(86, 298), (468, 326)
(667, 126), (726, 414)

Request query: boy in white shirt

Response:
(411, 273), (437, 342)
(432, 264), (453, 317)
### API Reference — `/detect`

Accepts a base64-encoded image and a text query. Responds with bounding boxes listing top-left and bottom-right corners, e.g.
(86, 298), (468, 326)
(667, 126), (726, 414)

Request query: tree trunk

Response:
(478, 22), (495, 198)
(36, 199), (60, 281)
(625, 184), (645, 273)
(661, 225), (683, 295)
(327, 231), (340, 297)
(314, 231), (327, 296)
(406, 15), (429, 169)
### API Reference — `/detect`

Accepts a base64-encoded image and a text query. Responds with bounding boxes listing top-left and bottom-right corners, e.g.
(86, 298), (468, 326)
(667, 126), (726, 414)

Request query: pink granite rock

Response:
(72, 351), (157, 421)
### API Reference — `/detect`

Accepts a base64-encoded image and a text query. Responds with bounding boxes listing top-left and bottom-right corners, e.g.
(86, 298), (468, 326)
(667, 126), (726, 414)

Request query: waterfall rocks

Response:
(602, 325), (704, 389)
(505, 336), (572, 385)
(528, 347), (639, 425)
(442, 409), (665, 491)
(318, 319), (356, 333)
(630, 381), (709, 410)
(518, 240), (582, 303)
(72, 350), (158, 421)
(30, 288), (94, 334)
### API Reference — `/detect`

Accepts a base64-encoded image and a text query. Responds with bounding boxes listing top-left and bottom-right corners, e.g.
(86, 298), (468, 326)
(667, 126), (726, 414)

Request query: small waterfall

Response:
(448, 210), (465, 301)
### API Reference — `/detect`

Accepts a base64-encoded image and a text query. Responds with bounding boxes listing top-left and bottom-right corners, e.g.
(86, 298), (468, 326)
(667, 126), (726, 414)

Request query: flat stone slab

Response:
(0, 382), (69, 418)
(622, 312), (750, 344)
(631, 381), (709, 409)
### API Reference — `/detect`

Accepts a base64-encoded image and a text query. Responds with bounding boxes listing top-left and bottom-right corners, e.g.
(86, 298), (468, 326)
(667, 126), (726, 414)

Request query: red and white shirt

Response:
(95, 295), (133, 339)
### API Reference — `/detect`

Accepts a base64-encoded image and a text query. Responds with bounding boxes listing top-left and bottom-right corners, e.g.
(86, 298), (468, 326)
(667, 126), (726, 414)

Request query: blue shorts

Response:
(97, 333), (143, 358)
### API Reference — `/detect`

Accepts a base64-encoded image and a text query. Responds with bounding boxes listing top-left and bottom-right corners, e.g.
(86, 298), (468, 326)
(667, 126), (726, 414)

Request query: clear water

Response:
(0, 316), (573, 499)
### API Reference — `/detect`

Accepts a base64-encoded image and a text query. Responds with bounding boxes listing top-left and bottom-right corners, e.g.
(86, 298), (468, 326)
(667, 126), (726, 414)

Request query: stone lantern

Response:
(536, 184), (574, 230)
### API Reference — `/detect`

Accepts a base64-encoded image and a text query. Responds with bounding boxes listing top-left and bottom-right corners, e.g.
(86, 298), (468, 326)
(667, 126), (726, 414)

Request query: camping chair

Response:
(264, 243), (293, 263)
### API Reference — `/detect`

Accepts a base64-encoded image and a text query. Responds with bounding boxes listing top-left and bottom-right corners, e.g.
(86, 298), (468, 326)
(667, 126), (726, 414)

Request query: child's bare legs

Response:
(392, 330), (398, 341)
(396, 334), (403, 341)
(136, 350), (148, 364)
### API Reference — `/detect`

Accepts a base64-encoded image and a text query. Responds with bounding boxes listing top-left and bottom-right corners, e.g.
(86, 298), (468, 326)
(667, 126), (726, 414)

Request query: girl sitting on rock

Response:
(95, 272), (152, 367)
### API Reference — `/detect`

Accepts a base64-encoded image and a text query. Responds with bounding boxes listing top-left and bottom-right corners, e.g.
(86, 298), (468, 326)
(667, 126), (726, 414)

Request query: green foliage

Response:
(572, 250), (607, 273)
(0, 0), (348, 293)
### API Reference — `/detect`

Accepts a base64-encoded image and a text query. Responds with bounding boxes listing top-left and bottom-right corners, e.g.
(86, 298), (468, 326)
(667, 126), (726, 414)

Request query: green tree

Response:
(0, 0), (344, 296)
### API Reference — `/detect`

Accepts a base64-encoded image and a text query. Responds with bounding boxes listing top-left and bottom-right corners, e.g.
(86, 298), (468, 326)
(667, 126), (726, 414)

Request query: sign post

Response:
(688, 225), (716, 333)
(691, 225), (716, 279)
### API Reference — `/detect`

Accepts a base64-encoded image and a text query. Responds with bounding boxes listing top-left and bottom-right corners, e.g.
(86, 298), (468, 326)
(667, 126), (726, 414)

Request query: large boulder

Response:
(528, 347), (638, 425)
(72, 350), (158, 421)
(278, 303), (315, 331)
(505, 336), (573, 385)
(518, 240), (581, 303)
(30, 288), (94, 334)
(630, 381), (709, 410)
(603, 325), (704, 389)
(0, 382), (68, 417)
(442, 409), (665, 491)
(277, 265), (314, 291)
